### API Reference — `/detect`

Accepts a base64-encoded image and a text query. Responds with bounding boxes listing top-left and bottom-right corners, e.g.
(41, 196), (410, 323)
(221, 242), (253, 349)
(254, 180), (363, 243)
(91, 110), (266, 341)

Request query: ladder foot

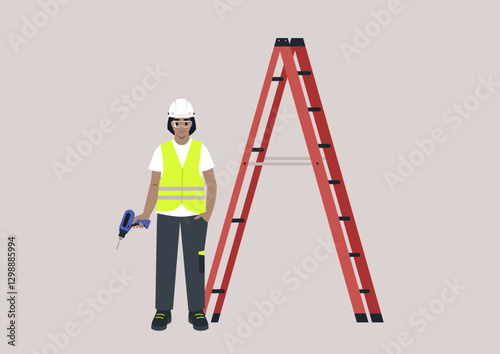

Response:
(370, 313), (384, 323)
(355, 313), (368, 323)
(211, 313), (220, 323)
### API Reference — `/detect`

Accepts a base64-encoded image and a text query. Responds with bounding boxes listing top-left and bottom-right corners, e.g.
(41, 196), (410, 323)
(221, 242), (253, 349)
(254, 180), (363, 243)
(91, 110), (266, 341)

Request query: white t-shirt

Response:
(149, 138), (214, 217)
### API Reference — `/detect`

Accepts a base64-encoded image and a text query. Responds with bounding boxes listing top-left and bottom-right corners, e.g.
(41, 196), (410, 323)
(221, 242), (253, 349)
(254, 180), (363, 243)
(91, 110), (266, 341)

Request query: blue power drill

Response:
(116, 209), (151, 250)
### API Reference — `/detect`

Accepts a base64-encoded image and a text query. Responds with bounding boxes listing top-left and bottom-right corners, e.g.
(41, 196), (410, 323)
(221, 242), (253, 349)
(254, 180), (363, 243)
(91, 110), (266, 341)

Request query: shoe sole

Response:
(151, 316), (172, 331)
(188, 317), (209, 331)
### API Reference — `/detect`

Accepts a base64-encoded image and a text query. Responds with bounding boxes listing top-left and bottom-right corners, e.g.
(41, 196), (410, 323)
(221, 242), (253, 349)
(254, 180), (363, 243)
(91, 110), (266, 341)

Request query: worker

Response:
(132, 98), (217, 331)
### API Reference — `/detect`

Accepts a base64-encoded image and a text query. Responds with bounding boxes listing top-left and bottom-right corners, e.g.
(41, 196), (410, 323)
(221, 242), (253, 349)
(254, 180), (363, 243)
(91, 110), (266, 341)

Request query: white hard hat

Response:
(168, 98), (195, 118)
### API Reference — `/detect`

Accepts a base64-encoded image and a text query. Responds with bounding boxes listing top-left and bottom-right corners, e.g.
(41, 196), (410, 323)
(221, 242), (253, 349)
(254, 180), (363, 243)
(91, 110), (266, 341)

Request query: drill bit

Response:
(116, 239), (122, 250)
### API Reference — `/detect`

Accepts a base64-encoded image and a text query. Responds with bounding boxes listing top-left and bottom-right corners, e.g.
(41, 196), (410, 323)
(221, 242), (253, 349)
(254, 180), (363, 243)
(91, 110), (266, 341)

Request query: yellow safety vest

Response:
(156, 139), (206, 213)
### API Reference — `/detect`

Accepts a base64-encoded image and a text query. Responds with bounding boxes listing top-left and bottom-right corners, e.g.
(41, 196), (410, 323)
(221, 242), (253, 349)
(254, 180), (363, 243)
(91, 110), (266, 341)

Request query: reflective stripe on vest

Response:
(156, 139), (206, 213)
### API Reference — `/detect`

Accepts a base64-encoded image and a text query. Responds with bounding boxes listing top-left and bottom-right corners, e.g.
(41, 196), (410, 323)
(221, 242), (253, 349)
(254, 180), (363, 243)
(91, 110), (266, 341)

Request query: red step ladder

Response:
(205, 38), (383, 323)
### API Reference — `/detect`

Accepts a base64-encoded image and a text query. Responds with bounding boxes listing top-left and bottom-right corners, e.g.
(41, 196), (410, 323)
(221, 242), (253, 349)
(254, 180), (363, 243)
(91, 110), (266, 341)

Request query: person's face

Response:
(171, 118), (192, 138)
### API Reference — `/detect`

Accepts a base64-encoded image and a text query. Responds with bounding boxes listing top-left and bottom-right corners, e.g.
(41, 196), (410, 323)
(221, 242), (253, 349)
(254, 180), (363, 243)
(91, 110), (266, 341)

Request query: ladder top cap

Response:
(290, 38), (305, 46)
(274, 38), (305, 47)
(274, 38), (290, 47)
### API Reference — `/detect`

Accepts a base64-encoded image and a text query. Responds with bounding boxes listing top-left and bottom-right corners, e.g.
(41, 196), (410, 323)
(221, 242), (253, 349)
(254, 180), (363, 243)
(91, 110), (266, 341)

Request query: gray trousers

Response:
(156, 214), (208, 312)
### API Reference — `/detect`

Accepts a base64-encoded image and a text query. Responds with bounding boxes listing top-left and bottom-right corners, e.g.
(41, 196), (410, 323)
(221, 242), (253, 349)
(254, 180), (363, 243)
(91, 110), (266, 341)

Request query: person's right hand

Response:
(132, 213), (149, 228)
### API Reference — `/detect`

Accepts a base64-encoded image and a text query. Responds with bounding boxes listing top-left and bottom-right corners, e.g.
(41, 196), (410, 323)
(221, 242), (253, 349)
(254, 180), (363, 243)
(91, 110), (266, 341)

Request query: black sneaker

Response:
(151, 310), (171, 331)
(188, 310), (209, 331)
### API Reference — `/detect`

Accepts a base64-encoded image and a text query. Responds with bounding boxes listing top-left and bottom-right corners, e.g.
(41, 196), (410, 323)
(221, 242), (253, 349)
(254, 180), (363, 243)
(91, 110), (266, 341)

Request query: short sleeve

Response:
(148, 146), (163, 172)
(199, 143), (215, 172)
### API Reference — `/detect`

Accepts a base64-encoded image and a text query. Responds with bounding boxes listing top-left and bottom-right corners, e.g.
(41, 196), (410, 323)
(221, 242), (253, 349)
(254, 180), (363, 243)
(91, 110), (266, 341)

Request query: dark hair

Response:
(167, 117), (196, 135)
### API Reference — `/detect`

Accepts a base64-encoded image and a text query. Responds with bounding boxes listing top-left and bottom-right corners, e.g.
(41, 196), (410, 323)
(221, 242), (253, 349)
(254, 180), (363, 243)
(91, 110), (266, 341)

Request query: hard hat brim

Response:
(168, 114), (195, 118)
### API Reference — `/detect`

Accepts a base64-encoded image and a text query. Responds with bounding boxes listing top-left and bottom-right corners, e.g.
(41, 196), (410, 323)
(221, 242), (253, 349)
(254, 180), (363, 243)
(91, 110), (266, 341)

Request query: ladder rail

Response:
(204, 46), (282, 311)
(280, 45), (367, 317)
(294, 46), (382, 318)
(212, 63), (290, 320)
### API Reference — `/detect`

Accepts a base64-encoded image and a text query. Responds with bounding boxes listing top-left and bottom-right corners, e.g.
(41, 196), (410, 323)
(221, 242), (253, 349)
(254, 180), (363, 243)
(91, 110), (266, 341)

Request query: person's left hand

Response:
(194, 212), (210, 222)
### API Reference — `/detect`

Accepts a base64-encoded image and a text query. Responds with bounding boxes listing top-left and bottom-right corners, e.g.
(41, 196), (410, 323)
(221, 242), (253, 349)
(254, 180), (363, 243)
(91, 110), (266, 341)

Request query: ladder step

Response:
(339, 216), (351, 221)
(349, 253), (360, 257)
(272, 77), (284, 81)
(318, 143), (331, 148)
(232, 218), (245, 223)
(252, 147), (265, 152)
(212, 289), (225, 294)
(370, 313), (384, 323)
(211, 313), (220, 323)
(308, 107), (321, 112)
(298, 71), (311, 75)
(329, 180), (341, 185)
(355, 313), (368, 323)
(360, 289), (370, 294)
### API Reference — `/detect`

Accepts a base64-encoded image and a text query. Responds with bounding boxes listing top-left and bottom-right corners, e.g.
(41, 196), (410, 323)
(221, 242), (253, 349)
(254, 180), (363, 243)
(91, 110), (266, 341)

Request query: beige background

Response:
(1, 1), (499, 353)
